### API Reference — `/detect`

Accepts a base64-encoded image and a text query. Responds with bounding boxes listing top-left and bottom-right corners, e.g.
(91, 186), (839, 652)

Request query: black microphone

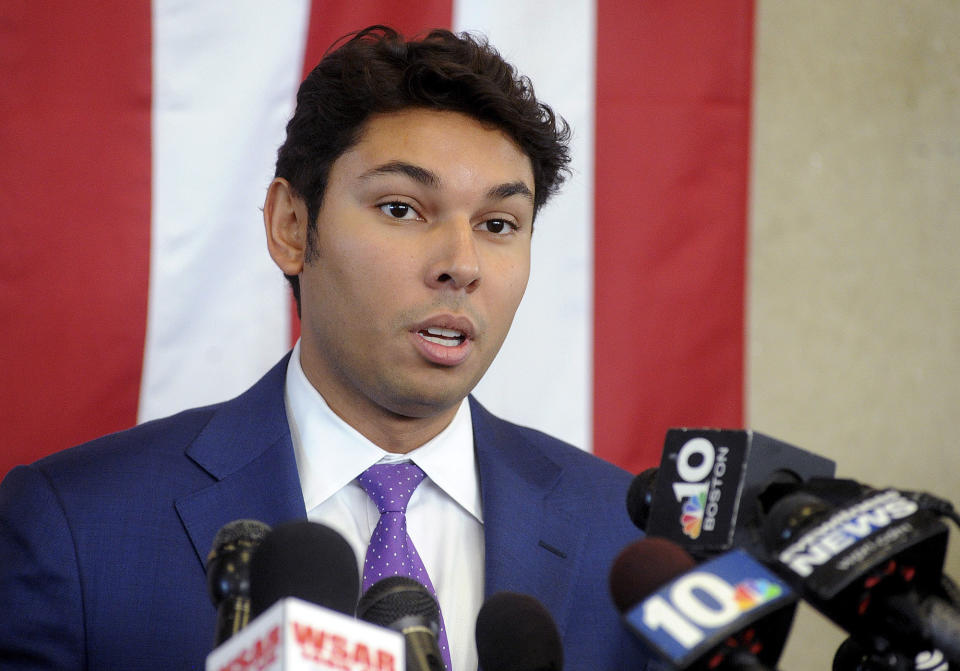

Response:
(761, 484), (960, 664)
(833, 635), (951, 671)
(475, 591), (563, 671)
(628, 429), (835, 560)
(626, 467), (658, 532)
(357, 576), (444, 671)
(610, 537), (797, 671)
(206, 518), (271, 646)
(248, 520), (359, 618)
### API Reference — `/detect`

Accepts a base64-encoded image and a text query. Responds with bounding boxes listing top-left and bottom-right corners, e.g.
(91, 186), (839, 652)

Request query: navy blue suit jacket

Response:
(0, 356), (648, 669)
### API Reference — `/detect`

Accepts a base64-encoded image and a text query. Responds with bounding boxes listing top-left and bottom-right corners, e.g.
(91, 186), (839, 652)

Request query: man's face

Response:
(297, 108), (535, 426)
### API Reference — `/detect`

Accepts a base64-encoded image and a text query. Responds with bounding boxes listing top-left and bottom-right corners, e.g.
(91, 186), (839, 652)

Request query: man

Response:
(0, 26), (647, 669)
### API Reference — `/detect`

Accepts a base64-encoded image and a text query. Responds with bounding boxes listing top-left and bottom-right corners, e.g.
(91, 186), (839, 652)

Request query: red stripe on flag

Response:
(286, 1), (455, 344)
(594, 1), (754, 471)
(0, 1), (152, 476)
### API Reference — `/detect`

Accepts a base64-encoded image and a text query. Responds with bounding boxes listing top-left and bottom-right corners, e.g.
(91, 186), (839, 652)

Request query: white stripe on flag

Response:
(454, 0), (596, 450)
(141, 1), (310, 422)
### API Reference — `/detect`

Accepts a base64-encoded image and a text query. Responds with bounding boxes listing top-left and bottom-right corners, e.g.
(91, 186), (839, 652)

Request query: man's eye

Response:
(379, 202), (419, 220)
(480, 219), (516, 235)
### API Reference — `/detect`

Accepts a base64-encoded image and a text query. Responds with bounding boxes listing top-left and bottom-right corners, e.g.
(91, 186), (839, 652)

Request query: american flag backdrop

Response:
(3, 5), (960, 671)
(1, 0), (751, 477)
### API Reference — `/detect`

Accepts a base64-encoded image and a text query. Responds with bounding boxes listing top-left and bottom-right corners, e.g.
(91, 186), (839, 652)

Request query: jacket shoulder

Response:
(29, 353), (292, 484)
(29, 403), (219, 485)
(469, 396), (634, 486)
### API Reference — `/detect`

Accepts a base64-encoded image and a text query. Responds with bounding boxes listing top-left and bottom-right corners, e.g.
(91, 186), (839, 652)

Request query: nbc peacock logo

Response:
(679, 491), (707, 539)
(732, 578), (782, 611)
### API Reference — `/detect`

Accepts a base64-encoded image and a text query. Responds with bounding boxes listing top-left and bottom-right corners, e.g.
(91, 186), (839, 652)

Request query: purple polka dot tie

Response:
(358, 462), (451, 670)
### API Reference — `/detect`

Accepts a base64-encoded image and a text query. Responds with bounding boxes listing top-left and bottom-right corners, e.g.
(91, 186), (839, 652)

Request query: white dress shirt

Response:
(284, 340), (484, 671)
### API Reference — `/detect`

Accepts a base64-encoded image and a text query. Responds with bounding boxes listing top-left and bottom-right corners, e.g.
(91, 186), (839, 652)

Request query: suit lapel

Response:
(175, 354), (307, 569)
(172, 367), (588, 635)
(471, 397), (587, 641)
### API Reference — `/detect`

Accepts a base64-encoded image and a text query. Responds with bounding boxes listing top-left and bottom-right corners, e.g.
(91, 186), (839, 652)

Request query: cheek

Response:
(489, 256), (531, 320)
(506, 266), (530, 305)
(318, 232), (405, 296)
(504, 250), (531, 292)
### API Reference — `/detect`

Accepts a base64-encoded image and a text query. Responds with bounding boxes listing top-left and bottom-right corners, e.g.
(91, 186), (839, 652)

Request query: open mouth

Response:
(418, 326), (466, 347)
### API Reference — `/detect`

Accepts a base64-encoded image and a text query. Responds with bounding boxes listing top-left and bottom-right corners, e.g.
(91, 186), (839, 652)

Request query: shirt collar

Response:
(284, 340), (482, 522)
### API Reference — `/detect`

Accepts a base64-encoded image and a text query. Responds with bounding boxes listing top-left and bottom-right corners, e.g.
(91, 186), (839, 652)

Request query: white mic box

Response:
(206, 597), (406, 671)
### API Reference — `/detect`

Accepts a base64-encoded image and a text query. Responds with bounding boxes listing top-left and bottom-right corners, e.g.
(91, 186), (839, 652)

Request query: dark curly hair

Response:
(273, 25), (572, 311)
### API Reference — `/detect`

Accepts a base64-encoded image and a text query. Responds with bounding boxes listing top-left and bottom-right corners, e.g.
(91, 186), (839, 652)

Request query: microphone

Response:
(610, 537), (797, 671)
(206, 518), (272, 646)
(761, 484), (960, 664)
(627, 429), (835, 559)
(357, 576), (444, 671)
(833, 635), (950, 671)
(626, 467), (658, 532)
(632, 429), (960, 666)
(475, 592), (563, 671)
(207, 521), (410, 671)
(249, 520), (359, 618)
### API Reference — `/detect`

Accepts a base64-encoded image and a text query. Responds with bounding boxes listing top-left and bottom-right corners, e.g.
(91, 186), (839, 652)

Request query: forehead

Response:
(335, 108), (535, 189)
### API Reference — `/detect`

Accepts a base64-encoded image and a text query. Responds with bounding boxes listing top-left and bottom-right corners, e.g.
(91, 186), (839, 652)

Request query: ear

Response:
(263, 177), (309, 276)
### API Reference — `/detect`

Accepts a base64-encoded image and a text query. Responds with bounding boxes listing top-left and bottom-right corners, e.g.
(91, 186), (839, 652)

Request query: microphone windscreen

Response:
(626, 468), (657, 531)
(356, 576), (440, 631)
(831, 637), (873, 671)
(609, 537), (696, 613)
(249, 520), (359, 617)
(210, 519), (272, 554)
(475, 592), (562, 671)
(207, 519), (271, 608)
(760, 491), (833, 552)
(359, 577), (444, 671)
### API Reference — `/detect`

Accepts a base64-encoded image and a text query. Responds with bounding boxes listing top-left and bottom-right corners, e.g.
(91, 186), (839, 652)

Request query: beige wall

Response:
(749, 1), (960, 668)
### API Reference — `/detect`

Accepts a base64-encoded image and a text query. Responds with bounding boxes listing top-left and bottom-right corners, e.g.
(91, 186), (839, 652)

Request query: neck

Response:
(323, 396), (461, 454)
(297, 359), (462, 455)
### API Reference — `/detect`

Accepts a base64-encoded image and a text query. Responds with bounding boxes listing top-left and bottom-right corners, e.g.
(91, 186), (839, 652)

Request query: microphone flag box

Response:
(622, 549), (797, 669)
(647, 429), (835, 557)
(206, 597), (406, 671)
(773, 488), (950, 600)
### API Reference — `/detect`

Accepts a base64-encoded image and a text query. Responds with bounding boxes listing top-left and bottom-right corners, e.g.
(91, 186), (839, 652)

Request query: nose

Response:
(425, 218), (481, 292)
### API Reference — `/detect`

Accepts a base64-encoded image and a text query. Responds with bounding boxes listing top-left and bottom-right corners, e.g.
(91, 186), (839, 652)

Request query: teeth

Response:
(420, 327), (465, 347)
(422, 335), (458, 347)
(425, 327), (463, 338)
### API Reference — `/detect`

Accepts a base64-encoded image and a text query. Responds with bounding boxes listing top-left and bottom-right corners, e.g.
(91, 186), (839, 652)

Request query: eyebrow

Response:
(360, 161), (439, 188)
(486, 180), (533, 204)
(360, 161), (534, 204)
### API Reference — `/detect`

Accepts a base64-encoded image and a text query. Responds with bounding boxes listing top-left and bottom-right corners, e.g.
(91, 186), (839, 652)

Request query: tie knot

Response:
(358, 462), (426, 513)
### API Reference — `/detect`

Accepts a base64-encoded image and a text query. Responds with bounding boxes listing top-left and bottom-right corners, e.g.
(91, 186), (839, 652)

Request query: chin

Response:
(377, 382), (474, 420)
(374, 364), (489, 419)
(387, 394), (466, 420)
